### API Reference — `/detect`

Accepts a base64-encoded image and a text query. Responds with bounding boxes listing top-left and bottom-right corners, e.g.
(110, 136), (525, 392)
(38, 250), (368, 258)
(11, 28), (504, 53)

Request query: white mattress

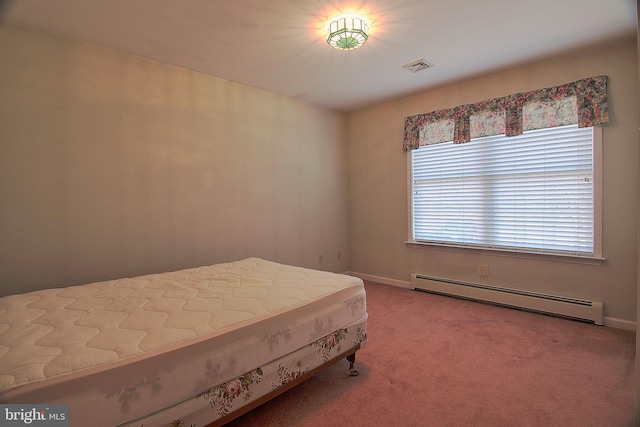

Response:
(0, 258), (368, 426)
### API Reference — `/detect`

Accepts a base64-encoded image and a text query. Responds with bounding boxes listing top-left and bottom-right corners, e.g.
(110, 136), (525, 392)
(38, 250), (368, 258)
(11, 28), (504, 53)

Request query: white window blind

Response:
(410, 124), (594, 256)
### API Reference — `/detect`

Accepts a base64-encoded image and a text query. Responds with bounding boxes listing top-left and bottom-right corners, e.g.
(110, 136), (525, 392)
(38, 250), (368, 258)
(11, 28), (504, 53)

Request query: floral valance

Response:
(402, 75), (609, 151)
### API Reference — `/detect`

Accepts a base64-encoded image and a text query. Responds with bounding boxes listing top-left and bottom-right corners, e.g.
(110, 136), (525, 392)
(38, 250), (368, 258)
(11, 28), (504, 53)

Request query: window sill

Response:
(405, 241), (605, 265)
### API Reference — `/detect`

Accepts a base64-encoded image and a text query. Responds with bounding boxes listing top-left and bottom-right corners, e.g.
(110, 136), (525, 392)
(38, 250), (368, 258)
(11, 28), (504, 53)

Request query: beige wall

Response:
(0, 23), (350, 296)
(348, 38), (639, 326)
(1, 23), (637, 326)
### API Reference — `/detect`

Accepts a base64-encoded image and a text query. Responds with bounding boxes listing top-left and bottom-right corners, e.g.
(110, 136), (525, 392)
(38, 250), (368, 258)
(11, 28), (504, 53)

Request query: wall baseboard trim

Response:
(346, 271), (636, 332)
(604, 317), (636, 331)
(347, 272), (412, 289)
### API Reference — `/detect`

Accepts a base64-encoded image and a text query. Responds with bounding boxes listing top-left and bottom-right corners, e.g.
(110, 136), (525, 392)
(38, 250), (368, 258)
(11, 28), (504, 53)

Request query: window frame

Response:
(406, 126), (603, 264)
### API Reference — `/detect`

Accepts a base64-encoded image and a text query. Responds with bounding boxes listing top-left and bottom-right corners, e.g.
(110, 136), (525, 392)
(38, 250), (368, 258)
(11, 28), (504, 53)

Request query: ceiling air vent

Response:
(402, 59), (433, 73)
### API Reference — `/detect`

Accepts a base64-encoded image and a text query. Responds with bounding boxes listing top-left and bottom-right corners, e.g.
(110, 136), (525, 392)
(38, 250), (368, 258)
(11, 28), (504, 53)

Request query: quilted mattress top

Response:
(0, 258), (364, 392)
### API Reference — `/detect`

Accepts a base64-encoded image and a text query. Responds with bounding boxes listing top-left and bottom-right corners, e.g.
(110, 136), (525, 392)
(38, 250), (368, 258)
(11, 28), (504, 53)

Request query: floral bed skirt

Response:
(124, 321), (368, 427)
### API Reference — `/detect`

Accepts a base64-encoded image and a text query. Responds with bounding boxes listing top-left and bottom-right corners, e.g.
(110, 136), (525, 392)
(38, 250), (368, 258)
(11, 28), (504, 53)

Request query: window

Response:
(410, 124), (601, 258)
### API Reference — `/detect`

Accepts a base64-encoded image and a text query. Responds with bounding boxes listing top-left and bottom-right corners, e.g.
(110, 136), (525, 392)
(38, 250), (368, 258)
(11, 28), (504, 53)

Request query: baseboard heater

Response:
(411, 274), (604, 325)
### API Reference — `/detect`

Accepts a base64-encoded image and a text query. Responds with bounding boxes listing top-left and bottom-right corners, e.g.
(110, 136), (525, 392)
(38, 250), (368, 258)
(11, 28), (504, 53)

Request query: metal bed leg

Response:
(347, 353), (359, 376)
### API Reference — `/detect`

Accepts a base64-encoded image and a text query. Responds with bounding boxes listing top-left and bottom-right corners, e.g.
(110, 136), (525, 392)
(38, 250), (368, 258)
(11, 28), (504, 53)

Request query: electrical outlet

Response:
(318, 254), (323, 264)
(480, 264), (489, 277)
(337, 250), (342, 260)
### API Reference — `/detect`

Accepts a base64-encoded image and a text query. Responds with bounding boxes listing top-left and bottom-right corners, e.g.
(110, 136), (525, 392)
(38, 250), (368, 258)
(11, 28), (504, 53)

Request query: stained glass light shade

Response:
(327, 16), (369, 50)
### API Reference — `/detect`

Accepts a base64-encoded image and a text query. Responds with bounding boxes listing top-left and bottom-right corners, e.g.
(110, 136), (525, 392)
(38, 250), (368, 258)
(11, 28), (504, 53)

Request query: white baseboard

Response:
(604, 317), (636, 331)
(346, 271), (412, 289)
(346, 271), (636, 332)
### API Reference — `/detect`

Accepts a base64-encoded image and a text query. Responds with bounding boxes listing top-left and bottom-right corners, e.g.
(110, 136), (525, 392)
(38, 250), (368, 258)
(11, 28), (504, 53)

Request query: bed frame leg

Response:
(347, 353), (359, 376)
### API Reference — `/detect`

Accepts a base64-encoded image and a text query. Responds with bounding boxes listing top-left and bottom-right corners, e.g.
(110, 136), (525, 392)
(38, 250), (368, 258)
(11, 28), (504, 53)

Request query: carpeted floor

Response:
(226, 281), (636, 426)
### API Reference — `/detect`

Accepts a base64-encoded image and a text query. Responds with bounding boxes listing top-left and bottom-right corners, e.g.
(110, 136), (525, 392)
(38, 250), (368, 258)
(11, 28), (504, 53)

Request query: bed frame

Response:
(208, 348), (360, 427)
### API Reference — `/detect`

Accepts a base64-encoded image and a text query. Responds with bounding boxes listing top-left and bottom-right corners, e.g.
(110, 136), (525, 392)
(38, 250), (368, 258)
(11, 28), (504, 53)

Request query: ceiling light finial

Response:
(327, 15), (369, 50)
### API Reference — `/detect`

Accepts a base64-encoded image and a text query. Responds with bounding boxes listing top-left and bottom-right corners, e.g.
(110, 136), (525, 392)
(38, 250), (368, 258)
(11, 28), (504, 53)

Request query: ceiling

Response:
(2, 0), (636, 112)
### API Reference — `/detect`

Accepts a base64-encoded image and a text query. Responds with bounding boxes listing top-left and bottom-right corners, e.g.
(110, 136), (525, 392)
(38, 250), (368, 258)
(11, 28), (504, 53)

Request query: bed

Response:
(0, 258), (368, 426)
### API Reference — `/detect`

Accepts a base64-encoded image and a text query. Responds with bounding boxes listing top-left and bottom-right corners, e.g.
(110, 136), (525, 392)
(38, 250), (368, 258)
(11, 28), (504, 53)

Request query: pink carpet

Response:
(225, 281), (635, 426)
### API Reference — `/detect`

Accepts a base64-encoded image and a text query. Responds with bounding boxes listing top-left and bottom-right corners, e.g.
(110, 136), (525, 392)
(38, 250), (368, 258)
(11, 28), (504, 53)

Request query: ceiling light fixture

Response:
(326, 15), (369, 50)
